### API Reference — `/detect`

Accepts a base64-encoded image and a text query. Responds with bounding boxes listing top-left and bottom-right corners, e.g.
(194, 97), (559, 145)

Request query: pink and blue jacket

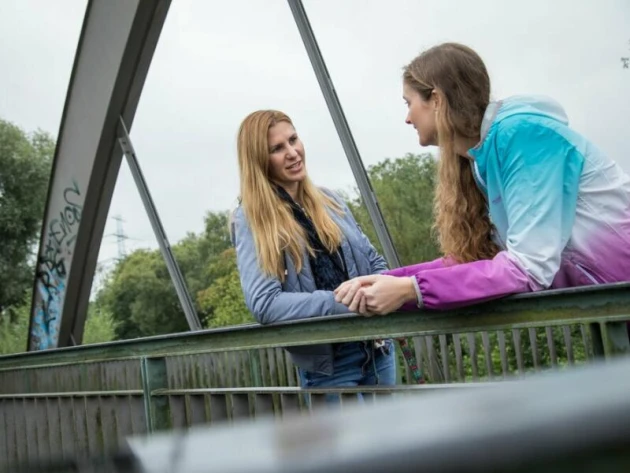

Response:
(387, 95), (630, 310)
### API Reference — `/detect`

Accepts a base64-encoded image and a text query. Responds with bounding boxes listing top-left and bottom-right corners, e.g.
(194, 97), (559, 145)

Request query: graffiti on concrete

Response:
(30, 180), (82, 350)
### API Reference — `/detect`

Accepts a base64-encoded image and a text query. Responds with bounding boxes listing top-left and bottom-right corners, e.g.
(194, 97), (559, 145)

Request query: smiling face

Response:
(267, 120), (306, 197)
(403, 80), (438, 147)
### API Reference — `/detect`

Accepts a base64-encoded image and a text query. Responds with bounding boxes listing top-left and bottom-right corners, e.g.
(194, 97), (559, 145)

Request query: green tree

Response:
(0, 119), (54, 313)
(346, 153), (440, 266)
(175, 212), (233, 323)
(98, 249), (186, 339)
(0, 297), (117, 354)
(0, 300), (30, 354)
(96, 211), (234, 339)
(198, 211), (233, 263)
(197, 248), (253, 328)
(82, 302), (118, 345)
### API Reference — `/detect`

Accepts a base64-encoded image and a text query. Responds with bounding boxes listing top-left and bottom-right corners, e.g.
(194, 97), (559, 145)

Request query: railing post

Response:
(249, 350), (263, 387)
(600, 322), (630, 358)
(589, 323), (605, 358)
(141, 357), (171, 433)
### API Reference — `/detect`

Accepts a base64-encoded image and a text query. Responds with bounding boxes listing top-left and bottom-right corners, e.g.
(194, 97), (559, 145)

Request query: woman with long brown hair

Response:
(335, 42), (630, 314)
(231, 110), (396, 391)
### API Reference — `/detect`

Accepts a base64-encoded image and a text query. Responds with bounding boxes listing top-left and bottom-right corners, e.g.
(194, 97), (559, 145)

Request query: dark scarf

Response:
(274, 186), (348, 291)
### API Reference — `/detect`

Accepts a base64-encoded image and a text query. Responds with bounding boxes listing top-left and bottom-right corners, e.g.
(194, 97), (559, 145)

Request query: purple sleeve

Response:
(383, 257), (447, 311)
(413, 252), (535, 310)
(383, 257), (447, 277)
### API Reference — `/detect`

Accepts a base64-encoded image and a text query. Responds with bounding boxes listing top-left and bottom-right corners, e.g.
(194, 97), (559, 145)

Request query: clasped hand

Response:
(334, 275), (416, 316)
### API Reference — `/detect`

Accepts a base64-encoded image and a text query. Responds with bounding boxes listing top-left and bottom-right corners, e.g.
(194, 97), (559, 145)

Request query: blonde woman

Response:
(335, 42), (630, 315)
(231, 110), (396, 390)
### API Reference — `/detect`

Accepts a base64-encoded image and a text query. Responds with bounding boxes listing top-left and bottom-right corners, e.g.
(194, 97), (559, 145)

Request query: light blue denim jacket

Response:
(231, 189), (388, 374)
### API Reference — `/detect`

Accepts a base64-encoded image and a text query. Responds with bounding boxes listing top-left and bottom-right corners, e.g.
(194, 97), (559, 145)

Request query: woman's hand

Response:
(334, 275), (417, 316)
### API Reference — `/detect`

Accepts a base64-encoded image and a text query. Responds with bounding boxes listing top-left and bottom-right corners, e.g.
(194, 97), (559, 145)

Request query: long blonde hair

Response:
(403, 43), (499, 263)
(237, 110), (343, 280)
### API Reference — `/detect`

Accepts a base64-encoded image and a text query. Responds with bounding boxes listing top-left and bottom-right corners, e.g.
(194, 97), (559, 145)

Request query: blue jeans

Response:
(298, 340), (397, 402)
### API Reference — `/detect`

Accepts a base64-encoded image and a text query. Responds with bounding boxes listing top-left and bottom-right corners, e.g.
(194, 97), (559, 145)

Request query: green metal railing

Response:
(1, 282), (629, 470)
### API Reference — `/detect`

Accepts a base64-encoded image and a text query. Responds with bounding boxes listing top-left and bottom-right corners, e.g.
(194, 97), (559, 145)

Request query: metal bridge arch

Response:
(28, 0), (399, 351)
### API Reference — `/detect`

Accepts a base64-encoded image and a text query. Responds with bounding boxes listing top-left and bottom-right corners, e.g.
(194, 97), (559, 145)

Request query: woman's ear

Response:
(431, 89), (442, 111)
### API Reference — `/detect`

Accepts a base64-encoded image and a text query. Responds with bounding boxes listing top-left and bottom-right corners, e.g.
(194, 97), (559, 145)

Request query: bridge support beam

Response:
(28, 0), (171, 350)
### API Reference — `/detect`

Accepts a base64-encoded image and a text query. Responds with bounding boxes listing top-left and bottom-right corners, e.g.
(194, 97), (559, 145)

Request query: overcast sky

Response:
(1, 0), (629, 281)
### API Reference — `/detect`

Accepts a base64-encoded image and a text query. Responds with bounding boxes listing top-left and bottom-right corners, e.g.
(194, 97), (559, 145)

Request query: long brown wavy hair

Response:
(403, 43), (499, 263)
(237, 110), (343, 280)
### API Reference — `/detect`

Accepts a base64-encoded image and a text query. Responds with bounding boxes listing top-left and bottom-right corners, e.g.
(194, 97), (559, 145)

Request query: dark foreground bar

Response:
(14, 356), (630, 473)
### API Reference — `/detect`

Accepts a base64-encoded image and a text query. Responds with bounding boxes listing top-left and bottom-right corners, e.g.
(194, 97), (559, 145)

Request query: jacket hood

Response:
(478, 95), (569, 146)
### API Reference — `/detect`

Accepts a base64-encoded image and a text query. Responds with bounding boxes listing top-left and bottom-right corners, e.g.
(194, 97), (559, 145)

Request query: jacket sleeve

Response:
(384, 257), (447, 277)
(232, 208), (350, 324)
(408, 118), (584, 310)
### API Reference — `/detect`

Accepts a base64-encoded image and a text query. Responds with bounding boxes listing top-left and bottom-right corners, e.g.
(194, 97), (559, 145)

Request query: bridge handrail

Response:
(2, 282), (629, 372)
